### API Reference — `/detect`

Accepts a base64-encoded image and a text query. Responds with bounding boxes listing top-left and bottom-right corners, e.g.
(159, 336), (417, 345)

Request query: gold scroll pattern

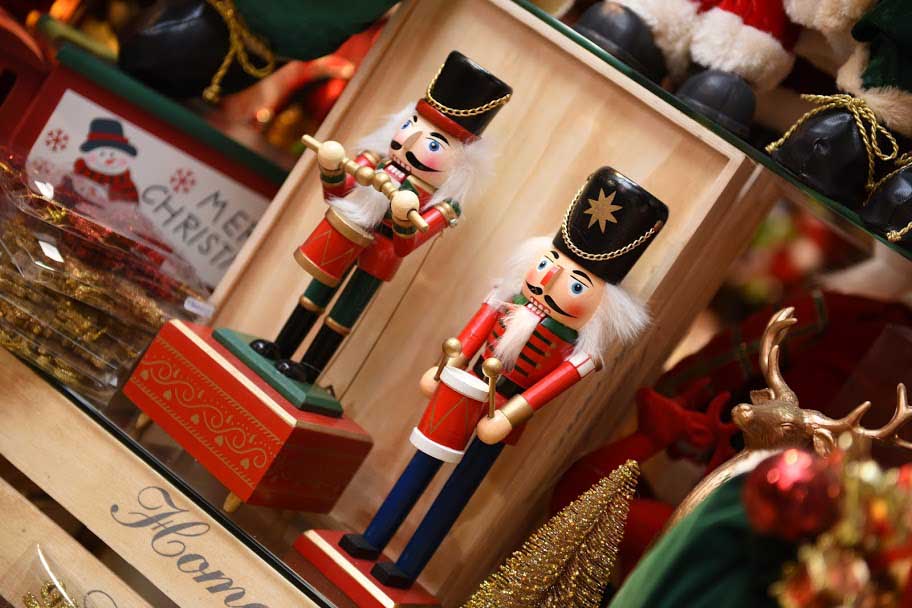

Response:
(132, 338), (281, 486)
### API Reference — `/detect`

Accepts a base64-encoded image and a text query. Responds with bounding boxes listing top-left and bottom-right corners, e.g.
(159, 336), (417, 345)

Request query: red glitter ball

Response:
(743, 449), (843, 541)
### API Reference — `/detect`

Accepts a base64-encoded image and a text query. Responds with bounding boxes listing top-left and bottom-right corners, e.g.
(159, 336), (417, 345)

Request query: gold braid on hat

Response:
(424, 62), (511, 118)
(560, 184), (663, 262)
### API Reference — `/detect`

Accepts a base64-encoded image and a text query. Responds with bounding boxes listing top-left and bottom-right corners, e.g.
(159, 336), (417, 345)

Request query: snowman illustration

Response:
(70, 118), (140, 205)
(66, 117), (174, 251)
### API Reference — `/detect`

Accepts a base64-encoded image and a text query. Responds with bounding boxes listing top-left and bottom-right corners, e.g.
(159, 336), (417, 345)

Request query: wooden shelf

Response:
(0, 350), (332, 608)
(0, 474), (151, 607)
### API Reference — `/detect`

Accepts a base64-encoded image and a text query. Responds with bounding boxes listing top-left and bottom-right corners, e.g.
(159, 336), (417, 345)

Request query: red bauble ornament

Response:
(743, 449), (843, 541)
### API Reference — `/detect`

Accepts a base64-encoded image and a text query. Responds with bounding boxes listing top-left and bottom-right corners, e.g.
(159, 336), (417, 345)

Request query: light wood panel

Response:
(0, 476), (150, 607)
(0, 350), (324, 608)
(210, 0), (772, 603)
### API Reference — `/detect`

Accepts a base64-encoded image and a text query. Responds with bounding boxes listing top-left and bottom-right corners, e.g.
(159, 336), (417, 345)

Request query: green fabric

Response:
(56, 44), (287, 185)
(609, 476), (796, 608)
(327, 268), (382, 328)
(235, 0), (396, 59)
(213, 328), (343, 416)
(304, 278), (338, 308)
(852, 0), (912, 94)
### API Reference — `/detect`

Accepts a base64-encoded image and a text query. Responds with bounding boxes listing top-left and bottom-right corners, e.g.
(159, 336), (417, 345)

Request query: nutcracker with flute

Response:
(250, 51), (513, 406)
(295, 167), (669, 595)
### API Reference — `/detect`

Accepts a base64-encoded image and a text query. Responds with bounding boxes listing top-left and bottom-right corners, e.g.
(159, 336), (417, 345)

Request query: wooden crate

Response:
(0, 350), (326, 608)
(0, 475), (150, 607)
(210, 0), (776, 602)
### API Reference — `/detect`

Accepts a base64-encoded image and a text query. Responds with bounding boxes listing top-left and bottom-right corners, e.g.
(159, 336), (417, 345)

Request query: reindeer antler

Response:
(851, 384), (912, 450)
(757, 307), (798, 404)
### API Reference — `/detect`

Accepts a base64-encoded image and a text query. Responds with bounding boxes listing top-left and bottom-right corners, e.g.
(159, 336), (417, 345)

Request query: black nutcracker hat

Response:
(417, 51), (512, 142)
(553, 166), (668, 284)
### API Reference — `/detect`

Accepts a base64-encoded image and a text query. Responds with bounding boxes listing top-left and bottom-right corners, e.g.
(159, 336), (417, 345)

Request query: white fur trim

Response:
(492, 304), (541, 370)
(486, 236), (553, 304)
(354, 103), (415, 154)
(427, 135), (496, 213)
(690, 7), (795, 92)
(573, 282), (649, 363)
(619, 0), (699, 81)
(327, 185), (390, 231)
(784, 0), (875, 35)
(837, 45), (912, 138)
(409, 428), (463, 463)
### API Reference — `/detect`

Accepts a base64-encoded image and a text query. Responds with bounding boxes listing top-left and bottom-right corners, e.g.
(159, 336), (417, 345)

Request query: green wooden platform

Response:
(213, 328), (343, 418)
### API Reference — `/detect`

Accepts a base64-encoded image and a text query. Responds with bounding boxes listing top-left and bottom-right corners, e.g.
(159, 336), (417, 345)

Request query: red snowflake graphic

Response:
(44, 128), (69, 152)
(170, 168), (197, 194)
(29, 158), (53, 180)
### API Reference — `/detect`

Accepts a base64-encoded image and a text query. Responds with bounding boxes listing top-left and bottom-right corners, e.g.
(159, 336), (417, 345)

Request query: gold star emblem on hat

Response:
(583, 188), (623, 233)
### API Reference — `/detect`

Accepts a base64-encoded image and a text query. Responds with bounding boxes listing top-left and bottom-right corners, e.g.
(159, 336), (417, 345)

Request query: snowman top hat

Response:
(79, 119), (137, 156)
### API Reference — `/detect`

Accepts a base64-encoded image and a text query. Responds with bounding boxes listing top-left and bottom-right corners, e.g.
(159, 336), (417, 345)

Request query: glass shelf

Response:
(514, 0), (912, 263)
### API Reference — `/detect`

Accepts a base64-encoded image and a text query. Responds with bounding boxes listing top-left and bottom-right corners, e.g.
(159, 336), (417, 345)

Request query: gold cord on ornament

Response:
(203, 0), (276, 103)
(560, 184), (662, 262)
(425, 62), (511, 117)
(866, 152), (912, 243)
(766, 94), (900, 195)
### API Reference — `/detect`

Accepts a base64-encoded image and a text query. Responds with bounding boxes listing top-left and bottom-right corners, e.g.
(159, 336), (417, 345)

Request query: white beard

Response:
(492, 304), (541, 370)
(327, 184), (390, 231)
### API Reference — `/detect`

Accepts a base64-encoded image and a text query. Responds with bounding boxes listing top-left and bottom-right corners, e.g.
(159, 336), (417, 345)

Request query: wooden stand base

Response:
(292, 530), (440, 608)
(123, 321), (372, 512)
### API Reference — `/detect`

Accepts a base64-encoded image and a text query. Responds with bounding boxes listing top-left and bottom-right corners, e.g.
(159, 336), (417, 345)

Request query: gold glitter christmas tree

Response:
(464, 460), (639, 608)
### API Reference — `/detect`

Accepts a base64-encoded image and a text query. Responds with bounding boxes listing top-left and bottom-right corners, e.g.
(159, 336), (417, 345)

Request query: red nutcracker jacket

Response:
(319, 151), (460, 281)
(458, 294), (597, 422)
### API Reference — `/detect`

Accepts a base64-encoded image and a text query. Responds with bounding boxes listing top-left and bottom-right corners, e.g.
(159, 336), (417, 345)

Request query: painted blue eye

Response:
(537, 258), (549, 270)
(401, 120), (411, 129)
(569, 280), (587, 296)
(427, 139), (441, 152)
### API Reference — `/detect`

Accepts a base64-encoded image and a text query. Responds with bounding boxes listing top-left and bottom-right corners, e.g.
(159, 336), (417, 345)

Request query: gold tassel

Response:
(464, 460), (639, 608)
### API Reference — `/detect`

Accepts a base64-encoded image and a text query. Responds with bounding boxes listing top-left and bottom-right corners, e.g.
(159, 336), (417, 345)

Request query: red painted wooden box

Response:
(123, 320), (372, 511)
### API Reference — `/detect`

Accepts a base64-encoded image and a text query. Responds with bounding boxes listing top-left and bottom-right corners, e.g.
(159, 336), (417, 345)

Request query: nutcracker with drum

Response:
(249, 50), (513, 410)
(293, 166), (669, 603)
(123, 51), (509, 514)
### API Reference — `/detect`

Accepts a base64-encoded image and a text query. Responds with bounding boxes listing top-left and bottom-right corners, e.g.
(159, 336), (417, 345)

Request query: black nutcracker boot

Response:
(572, 0), (699, 85)
(249, 277), (340, 361)
(677, 70), (755, 139)
(677, 0), (796, 138)
(277, 268), (383, 383)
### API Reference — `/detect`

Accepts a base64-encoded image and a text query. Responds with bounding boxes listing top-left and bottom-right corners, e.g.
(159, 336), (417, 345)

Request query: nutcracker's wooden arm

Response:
(500, 353), (597, 427)
(452, 302), (499, 368)
(392, 200), (460, 257)
(319, 150), (380, 201)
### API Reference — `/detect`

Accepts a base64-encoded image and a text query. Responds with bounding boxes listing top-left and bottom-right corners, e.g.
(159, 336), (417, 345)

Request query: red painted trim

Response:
(293, 530), (440, 607)
(416, 99), (477, 143)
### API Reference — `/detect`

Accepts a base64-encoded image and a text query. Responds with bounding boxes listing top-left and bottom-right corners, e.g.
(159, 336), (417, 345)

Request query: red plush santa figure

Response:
(573, 0), (798, 137)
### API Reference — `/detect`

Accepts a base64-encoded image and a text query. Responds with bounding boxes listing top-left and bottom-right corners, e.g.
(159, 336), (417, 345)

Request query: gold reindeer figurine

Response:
(671, 306), (911, 524)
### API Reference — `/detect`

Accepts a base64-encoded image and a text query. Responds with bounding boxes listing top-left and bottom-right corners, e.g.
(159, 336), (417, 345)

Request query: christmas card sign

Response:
(24, 90), (270, 290)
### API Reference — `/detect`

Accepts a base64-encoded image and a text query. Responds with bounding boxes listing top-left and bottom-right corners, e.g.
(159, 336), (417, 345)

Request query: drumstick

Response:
(302, 134), (429, 232)
(434, 338), (463, 382)
(482, 358), (503, 419)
